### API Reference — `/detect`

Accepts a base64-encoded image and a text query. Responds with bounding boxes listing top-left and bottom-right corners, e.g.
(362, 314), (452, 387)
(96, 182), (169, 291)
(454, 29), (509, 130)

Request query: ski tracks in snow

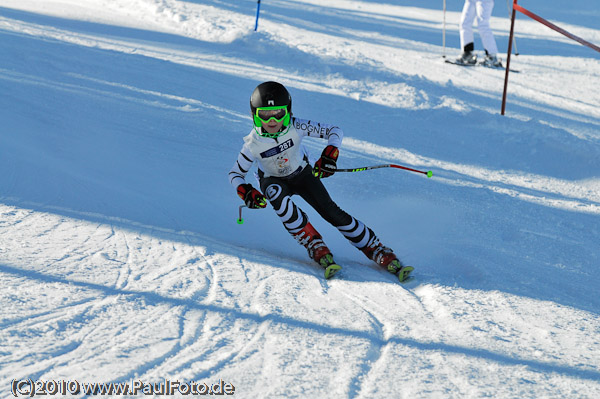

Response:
(334, 281), (428, 398)
(2, 200), (600, 397)
(0, 200), (319, 392)
(0, 201), (222, 387)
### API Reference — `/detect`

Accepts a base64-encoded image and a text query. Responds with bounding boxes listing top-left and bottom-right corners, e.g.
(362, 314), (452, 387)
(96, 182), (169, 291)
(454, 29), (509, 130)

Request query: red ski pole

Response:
(336, 164), (433, 178)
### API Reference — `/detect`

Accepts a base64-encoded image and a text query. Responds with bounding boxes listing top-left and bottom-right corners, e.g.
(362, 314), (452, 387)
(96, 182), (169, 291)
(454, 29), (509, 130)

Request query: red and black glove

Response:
(312, 145), (339, 179)
(237, 183), (267, 209)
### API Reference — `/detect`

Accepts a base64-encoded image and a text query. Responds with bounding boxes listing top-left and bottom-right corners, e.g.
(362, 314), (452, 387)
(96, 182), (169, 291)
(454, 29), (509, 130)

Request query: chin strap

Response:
(254, 124), (290, 138)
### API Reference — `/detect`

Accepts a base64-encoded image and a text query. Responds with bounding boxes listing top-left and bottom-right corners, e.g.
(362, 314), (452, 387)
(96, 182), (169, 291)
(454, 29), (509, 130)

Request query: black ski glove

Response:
(313, 145), (339, 178)
(237, 183), (267, 209)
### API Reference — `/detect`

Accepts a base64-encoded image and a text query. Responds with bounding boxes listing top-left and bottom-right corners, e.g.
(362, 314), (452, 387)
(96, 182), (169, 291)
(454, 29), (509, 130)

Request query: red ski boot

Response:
(293, 223), (341, 279)
(361, 239), (414, 282)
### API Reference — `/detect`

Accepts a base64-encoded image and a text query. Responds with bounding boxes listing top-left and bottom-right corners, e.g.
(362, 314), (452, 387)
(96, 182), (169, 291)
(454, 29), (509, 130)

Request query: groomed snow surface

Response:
(1, 1), (599, 398)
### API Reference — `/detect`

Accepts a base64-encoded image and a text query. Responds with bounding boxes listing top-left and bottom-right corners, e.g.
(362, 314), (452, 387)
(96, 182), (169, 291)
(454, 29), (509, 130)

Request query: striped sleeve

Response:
(228, 145), (255, 190)
(325, 125), (343, 148)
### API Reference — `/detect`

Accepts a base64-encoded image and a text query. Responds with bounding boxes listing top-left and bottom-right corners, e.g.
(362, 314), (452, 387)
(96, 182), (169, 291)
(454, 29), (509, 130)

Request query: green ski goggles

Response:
(254, 106), (290, 127)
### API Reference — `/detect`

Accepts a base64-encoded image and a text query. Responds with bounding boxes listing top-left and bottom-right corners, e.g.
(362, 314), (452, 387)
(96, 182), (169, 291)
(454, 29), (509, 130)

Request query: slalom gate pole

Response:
(505, 0), (519, 55)
(254, 0), (261, 31)
(513, 3), (600, 53)
(501, 0), (517, 116)
(442, 0), (447, 58)
(502, 0), (600, 116)
(337, 164), (433, 178)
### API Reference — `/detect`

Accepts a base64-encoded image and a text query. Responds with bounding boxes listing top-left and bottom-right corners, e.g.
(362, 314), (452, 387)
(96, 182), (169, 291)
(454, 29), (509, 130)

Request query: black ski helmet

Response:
(250, 81), (292, 128)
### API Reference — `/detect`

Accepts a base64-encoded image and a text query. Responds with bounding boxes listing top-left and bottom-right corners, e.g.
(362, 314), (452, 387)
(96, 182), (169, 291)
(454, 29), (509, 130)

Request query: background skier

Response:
(456, 0), (503, 67)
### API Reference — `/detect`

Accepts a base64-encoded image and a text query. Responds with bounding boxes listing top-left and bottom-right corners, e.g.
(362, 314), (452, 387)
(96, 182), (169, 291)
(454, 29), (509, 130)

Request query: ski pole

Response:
(442, 0), (447, 58)
(506, 0), (519, 55)
(337, 164), (433, 178)
(237, 205), (246, 224)
(254, 0), (261, 31)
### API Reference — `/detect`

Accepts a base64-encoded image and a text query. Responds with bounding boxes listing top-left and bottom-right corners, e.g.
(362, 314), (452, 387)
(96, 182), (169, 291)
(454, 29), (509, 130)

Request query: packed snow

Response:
(1, 0), (599, 397)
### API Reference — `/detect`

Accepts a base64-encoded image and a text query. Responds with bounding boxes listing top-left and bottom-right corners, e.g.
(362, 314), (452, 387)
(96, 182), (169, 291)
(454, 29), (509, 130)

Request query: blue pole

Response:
(254, 0), (261, 31)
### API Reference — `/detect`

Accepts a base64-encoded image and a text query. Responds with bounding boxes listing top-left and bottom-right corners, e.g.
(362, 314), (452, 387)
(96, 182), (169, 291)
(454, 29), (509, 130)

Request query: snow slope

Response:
(1, 0), (599, 397)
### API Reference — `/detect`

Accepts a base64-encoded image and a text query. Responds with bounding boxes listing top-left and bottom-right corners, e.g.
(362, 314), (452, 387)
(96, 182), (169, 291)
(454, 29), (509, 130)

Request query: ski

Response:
(318, 253), (342, 279)
(444, 59), (477, 67)
(387, 259), (414, 283)
(318, 254), (413, 282)
(323, 263), (412, 282)
(324, 263), (342, 279)
(397, 266), (414, 283)
(444, 59), (520, 73)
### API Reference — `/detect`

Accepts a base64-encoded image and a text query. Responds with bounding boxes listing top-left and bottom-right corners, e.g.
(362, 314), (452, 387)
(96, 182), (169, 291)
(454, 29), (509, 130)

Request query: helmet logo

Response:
(268, 100), (274, 105)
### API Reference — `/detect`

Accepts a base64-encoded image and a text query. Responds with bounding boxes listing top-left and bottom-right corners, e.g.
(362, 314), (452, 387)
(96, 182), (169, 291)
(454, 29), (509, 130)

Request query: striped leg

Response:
(338, 218), (408, 278)
(336, 217), (374, 249)
(264, 182), (308, 235)
(264, 182), (333, 266)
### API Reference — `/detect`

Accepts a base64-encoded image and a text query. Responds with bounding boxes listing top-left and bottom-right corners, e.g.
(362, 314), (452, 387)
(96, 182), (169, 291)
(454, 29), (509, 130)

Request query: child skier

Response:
(228, 81), (413, 282)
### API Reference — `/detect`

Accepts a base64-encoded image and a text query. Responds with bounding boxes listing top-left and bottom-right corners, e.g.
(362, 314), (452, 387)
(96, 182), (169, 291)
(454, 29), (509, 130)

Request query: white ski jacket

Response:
(229, 116), (343, 190)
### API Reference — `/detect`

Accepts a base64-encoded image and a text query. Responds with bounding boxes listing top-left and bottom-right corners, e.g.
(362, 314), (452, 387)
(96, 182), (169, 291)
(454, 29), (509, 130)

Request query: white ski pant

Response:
(459, 0), (498, 55)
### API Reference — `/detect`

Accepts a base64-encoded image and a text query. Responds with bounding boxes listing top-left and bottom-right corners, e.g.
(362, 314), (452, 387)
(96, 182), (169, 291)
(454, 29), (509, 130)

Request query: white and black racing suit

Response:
(228, 116), (377, 250)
